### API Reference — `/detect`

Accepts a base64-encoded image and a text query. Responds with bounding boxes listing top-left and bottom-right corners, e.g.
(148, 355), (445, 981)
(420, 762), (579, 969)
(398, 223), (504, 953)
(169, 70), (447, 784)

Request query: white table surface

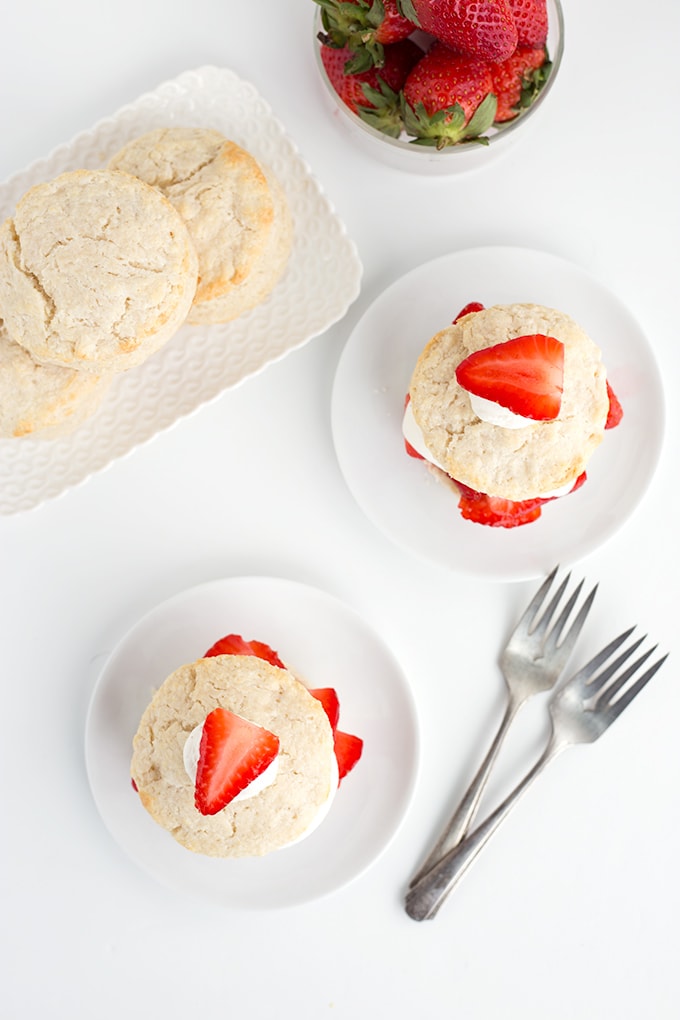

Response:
(1, 2), (678, 1017)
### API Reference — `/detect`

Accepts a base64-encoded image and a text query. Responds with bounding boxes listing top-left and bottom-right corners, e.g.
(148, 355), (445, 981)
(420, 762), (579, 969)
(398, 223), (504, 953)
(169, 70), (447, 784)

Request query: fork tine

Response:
(543, 581), (597, 660)
(583, 634), (646, 695)
(512, 565), (560, 639)
(564, 626), (636, 692)
(603, 652), (668, 722)
(597, 642), (655, 702)
(599, 644), (664, 718)
(529, 572), (572, 642)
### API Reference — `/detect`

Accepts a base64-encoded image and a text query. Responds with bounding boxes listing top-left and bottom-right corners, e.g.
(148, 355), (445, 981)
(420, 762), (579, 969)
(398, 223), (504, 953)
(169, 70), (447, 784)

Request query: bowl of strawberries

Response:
(312, 0), (564, 174)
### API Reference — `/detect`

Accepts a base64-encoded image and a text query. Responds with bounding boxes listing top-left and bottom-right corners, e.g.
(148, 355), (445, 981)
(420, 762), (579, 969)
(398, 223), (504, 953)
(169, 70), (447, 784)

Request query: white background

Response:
(1, 1), (678, 1017)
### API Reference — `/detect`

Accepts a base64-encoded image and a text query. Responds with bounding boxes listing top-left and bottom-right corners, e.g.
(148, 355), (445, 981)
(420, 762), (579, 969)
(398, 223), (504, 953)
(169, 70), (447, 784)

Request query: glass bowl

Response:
(313, 0), (564, 175)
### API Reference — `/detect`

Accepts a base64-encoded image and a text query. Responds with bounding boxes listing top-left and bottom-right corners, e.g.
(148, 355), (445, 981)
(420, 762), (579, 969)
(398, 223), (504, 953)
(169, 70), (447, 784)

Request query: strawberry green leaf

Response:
(465, 93), (497, 138)
(344, 46), (377, 74)
(357, 77), (405, 137)
(403, 98), (491, 148)
(396, 0), (419, 25)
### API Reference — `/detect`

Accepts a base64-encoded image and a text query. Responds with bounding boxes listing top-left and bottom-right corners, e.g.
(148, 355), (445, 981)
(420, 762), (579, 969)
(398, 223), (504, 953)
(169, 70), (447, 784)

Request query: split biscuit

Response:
(408, 303), (609, 501)
(0, 318), (111, 439)
(109, 127), (293, 324)
(0, 169), (198, 372)
(131, 654), (336, 858)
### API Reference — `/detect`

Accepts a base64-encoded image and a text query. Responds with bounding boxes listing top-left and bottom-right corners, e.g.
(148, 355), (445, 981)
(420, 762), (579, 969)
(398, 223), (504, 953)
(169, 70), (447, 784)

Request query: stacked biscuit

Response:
(408, 303), (610, 501)
(131, 653), (337, 857)
(0, 128), (293, 439)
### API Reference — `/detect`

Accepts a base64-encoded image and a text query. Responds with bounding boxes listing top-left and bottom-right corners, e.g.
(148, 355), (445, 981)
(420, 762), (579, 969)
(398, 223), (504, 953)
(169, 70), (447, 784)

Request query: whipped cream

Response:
(183, 721), (280, 803)
(468, 393), (535, 429)
(403, 400), (579, 500)
(402, 400), (448, 472)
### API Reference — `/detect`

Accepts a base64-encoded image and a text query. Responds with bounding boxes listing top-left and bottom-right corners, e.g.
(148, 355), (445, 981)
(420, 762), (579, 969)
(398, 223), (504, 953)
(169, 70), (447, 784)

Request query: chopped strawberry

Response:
(194, 707), (280, 816)
(455, 333), (565, 421)
(334, 730), (364, 782)
(308, 687), (341, 731)
(565, 471), (587, 496)
(309, 687), (363, 783)
(454, 301), (485, 322)
(203, 633), (285, 669)
(605, 381), (623, 429)
(454, 471), (586, 528)
(456, 482), (544, 527)
(404, 436), (425, 459)
(403, 392), (426, 459)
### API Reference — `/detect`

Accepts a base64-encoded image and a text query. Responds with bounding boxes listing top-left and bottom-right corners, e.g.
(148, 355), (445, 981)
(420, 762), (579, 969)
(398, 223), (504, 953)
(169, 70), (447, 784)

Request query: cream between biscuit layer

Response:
(402, 402), (577, 500)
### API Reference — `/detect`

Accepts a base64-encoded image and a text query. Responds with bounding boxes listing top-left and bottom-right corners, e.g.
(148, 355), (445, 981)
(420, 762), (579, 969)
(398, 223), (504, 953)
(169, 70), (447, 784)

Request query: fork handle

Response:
(409, 697), (520, 887)
(405, 743), (562, 921)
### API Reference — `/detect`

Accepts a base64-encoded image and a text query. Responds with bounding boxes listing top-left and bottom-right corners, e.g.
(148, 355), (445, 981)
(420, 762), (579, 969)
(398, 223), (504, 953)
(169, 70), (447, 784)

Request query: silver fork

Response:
(405, 628), (668, 921)
(409, 567), (597, 887)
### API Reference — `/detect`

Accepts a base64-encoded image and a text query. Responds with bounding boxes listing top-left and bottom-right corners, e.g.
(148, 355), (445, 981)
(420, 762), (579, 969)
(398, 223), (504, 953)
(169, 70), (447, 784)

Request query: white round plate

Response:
(331, 246), (665, 581)
(85, 577), (418, 909)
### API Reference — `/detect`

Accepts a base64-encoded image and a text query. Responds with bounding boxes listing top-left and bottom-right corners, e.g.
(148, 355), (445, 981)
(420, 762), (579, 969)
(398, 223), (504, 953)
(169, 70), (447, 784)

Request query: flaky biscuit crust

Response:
(0, 169), (198, 372)
(131, 654), (335, 857)
(0, 320), (112, 438)
(109, 128), (292, 323)
(409, 303), (609, 501)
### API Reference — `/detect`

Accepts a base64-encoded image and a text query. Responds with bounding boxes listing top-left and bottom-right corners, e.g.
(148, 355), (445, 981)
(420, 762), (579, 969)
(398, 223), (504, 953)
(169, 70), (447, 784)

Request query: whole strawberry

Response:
(397, 0), (518, 62)
(507, 0), (548, 47)
(315, 0), (416, 70)
(320, 39), (422, 135)
(491, 45), (549, 122)
(402, 42), (496, 146)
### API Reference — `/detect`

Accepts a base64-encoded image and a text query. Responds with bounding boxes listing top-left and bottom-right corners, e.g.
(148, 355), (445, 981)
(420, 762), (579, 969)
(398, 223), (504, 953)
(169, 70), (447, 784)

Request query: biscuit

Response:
(0, 318), (111, 439)
(131, 654), (336, 857)
(0, 169), (198, 372)
(408, 303), (609, 501)
(108, 127), (293, 324)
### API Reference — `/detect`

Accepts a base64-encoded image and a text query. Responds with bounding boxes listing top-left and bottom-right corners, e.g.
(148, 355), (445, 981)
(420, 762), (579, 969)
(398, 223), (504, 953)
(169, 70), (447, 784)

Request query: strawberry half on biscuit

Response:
(404, 302), (622, 527)
(194, 708), (280, 815)
(130, 640), (359, 856)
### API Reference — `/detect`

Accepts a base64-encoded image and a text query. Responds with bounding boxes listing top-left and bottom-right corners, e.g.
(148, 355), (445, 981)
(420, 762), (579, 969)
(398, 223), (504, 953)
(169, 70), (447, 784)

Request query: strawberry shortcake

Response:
(130, 635), (362, 857)
(404, 302), (622, 527)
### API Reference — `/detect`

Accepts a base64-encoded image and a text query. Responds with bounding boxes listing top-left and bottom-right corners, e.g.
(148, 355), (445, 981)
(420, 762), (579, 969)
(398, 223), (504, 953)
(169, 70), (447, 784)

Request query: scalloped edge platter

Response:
(0, 66), (362, 514)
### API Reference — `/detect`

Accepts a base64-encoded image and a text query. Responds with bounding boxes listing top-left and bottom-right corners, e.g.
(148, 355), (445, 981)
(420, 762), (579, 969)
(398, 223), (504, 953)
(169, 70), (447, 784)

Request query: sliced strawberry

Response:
(563, 471), (587, 496)
(456, 482), (544, 527)
(203, 633), (285, 669)
(308, 687), (341, 731)
(455, 333), (564, 421)
(454, 301), (485, 323)
(404, 436), (425, 460)
(334, 730), (364, 782)
(454, 471), (586, 528)
(308, 687), (362, 783)
(403, 392), (425, 460)
(194, 707), (280, 816)
(605, 381), (623, 429)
